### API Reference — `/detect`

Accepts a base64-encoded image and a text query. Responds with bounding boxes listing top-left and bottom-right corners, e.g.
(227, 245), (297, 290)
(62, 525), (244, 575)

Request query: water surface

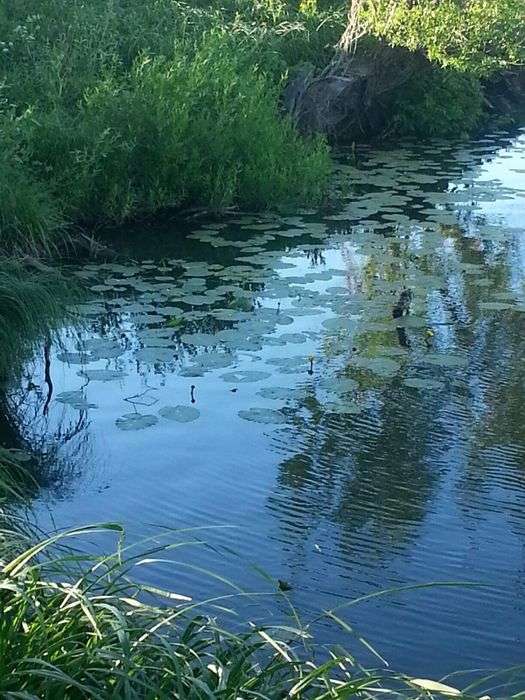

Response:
(6, 128), (525, 683)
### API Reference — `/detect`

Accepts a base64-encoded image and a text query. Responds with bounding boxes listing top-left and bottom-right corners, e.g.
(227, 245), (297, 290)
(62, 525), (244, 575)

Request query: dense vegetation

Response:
(0, 0), (337, 249)
(0, 0), (523, 248)
(354, 0), (524, 75)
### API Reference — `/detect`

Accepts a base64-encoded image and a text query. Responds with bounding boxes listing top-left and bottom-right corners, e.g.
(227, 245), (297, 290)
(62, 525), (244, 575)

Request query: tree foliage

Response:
(352, 0), (525, 75)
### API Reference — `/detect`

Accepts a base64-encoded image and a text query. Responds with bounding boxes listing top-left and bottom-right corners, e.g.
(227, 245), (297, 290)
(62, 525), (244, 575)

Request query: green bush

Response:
(356, 0), (525, 77)
(388, 67), (485, 138)
(0, 1), (332, 248)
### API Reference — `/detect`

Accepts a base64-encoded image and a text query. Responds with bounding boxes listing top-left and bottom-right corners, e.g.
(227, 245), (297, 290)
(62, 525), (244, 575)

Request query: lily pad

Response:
(238, 407), (286, 424)
(423, 353), (467, 368)
(116, 413), (159, 431)
(221, 370), (271, 383)
(57, 352), (92, 365)
(404, 377), (445, 390)
(56, 390), (97, 410)
(180, 333), (217, 347)
(257, 386), (299, 400)
(78, 369), (128, 382)
(159, 405), (200, 422)
(478, 301), (514, 311)
(135, 348), (175, 363)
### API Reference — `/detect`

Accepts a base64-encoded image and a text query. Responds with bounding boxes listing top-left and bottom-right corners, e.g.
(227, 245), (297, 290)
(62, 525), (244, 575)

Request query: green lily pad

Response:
(78, 369), (128, 382)
(159, 405), (200, 422)
(221, 370), (271, 383)
(135, 348), (175, 363)
(180, 333), (217, 347)
(351, 356), (401, 377)
(257, 386), (299, 400)
(478, 301), (514, 311)
(404, 377), (445, 390)
(116, 413), (159, 431)
(56, 390), (98, 410)
(57, 351), (92, 365)
(423, 353), (467, 368)
(238, 407), (286, 424)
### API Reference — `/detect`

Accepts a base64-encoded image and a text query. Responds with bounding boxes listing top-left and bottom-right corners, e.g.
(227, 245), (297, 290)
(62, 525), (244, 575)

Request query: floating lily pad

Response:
(78, 369), (128, 382)
(478, 301), (514, 311)
(322, 317), (356, 332)
(319, 377), (358, 394)
(159, 405), (200, 422)
(221, 370), (271, 383)
(351, 356), (401, 377)
(135, 348), (174, 363)
(194, 352), (233, 369)
(56, 390), (97, 410)
(179, 366), (205, 377)
(238, 407), (286, 424)
(423, 353), (467, 368)
(325, 401), (361, 415)
(57, 351), (92, 365)
(116, 413), (159, 431)
(257, 386), (299, 400)
(180, 333), (217, 347)
(278, 333), (307, 344)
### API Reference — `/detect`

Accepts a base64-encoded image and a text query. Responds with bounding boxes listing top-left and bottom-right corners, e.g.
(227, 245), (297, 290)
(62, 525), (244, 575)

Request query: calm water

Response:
(5, 128), (525, 683)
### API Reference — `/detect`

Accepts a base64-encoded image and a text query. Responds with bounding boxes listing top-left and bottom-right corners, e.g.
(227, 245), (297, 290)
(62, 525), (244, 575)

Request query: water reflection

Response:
(2, 126), (525, 680)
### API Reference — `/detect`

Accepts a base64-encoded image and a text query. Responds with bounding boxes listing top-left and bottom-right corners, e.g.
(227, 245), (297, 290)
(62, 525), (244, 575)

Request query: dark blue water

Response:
(5, 128), (525, 688)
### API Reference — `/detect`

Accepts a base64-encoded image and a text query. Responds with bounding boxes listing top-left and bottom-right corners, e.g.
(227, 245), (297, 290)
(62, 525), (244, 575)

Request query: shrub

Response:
(0, 0), (332, 248)
(388, 67), (485, 138)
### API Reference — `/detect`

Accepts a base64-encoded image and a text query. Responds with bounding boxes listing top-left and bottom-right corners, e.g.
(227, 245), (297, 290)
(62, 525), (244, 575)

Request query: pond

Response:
(5, 126), (525, 683)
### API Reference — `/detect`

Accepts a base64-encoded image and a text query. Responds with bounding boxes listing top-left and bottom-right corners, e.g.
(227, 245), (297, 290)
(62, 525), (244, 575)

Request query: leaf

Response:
(159, 405), (200, 422)
(115, 413), (159, 431)
(409, 678), (461, 696)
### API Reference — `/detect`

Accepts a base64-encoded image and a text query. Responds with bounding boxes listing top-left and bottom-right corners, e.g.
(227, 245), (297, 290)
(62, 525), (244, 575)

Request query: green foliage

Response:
(0, 522), (498, 699)
(389, 67), (485, 138)
(0, 259), (72, 380)
(358, 0), (525, 76)
(0, 0), (335, 249)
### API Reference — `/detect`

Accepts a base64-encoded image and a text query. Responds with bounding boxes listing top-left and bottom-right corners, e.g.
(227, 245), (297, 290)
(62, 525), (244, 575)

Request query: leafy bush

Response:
(356, 0), (525, 76)
(0, 0), (333, 249)
(388, 67), (485, 138)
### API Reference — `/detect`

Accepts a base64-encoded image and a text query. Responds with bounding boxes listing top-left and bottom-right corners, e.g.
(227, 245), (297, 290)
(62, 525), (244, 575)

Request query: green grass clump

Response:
(0, 520), (511, 699)
(0, 0), (335, 248)
(388, 67), (485, 138)
(0, 259), (73, 380)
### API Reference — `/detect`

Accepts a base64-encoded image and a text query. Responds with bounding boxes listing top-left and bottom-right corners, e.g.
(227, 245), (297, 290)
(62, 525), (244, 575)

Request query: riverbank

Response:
(1, 0), (524, 254)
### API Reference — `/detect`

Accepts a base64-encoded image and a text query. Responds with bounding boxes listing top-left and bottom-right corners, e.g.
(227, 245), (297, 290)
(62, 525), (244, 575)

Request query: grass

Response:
(0, 0), (337, 251)
(0, 258), (74, 381)
(0, 511), (519, 699)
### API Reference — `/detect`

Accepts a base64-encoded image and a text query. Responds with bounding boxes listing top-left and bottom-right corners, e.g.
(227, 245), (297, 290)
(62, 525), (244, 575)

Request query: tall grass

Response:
(0, 517), (513, 699)
(0, 0), (336, 250)
(0, 258), (73, 380)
